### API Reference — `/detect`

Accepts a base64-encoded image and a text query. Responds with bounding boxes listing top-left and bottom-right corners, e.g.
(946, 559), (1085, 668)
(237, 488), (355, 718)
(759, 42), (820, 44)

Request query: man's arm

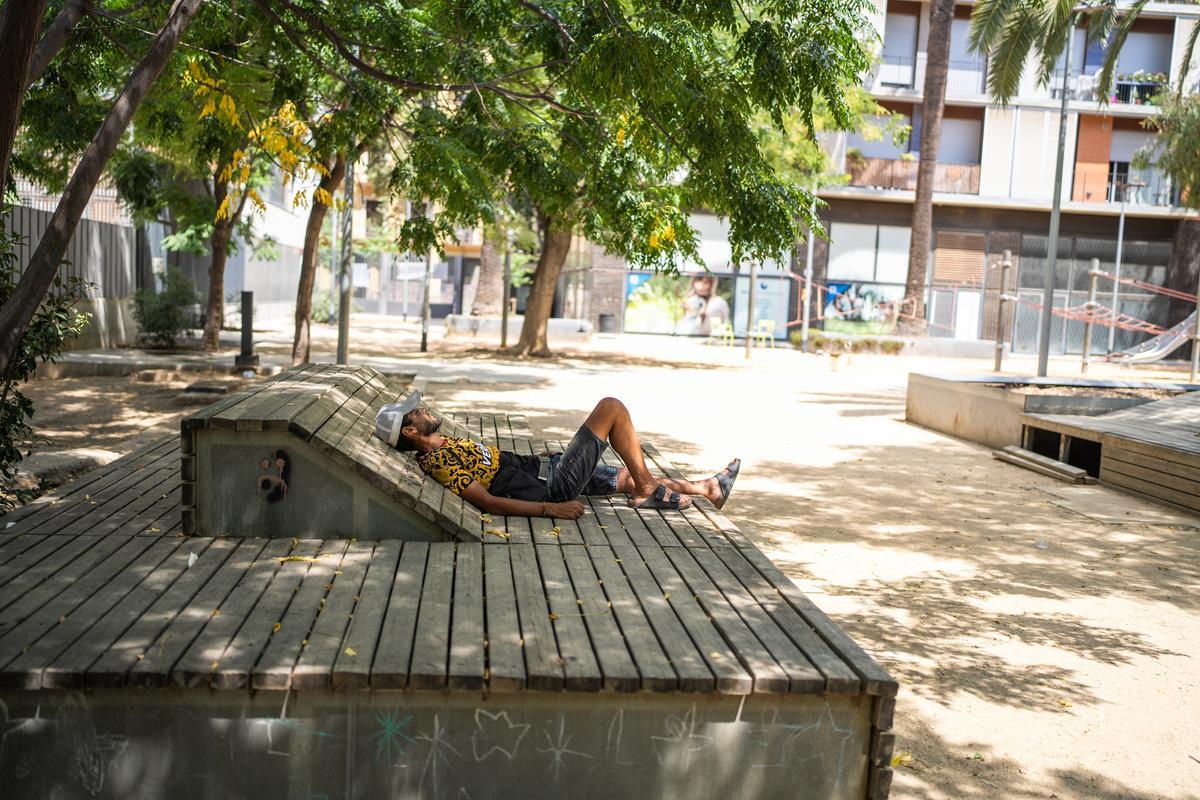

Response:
(461, 481), (584, 519)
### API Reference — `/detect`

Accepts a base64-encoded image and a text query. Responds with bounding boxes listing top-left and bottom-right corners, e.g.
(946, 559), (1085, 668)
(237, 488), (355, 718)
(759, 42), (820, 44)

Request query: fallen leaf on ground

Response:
(344, 647), (357, 656)
(892, 752), (913, 768)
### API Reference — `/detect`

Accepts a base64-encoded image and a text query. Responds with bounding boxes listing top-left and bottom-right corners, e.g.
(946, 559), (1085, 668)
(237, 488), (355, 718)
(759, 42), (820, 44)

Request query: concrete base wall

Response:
(0, 688), (872, 800)
(444, 314), (594, 342)
(905, 373), (1158, 449)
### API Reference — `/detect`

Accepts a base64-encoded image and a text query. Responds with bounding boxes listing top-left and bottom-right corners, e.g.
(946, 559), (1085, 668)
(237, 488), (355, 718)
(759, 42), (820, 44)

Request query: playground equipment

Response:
(1106, 310), (1197, 363)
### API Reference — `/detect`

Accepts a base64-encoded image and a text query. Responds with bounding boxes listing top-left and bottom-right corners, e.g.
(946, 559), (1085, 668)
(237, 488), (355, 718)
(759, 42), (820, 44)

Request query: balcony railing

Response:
(1073, 168), (1178, 207)
(946, 60), (987, 95)
(846, 156), (981, 194)
(873, 55), (916, 89)
(1050, 72), (1166, 104)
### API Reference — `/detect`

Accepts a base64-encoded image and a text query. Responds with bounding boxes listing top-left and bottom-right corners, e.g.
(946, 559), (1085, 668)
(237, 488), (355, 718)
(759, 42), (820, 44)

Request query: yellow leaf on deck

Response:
(344, 647), (357, 656)
(211, 609), (220, 617)
(548, 613), (558, 621)
(272, 622), (282, 633)
(277, 556), (320, 563)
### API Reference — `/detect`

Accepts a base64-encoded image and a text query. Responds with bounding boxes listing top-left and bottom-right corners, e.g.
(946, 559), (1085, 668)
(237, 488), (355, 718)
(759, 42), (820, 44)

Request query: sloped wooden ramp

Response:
(181, 364), (486, 542)
(0, 368), (898, 800)
(1022, 390), (1200, 513)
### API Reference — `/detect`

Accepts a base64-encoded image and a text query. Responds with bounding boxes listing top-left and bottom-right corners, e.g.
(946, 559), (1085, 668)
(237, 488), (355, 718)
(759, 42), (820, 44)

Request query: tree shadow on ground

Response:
(892, 712), (1199, 800)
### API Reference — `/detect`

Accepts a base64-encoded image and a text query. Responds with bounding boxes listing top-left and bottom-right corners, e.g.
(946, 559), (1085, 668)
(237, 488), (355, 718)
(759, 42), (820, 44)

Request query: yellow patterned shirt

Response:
(416, 437), (501, 495)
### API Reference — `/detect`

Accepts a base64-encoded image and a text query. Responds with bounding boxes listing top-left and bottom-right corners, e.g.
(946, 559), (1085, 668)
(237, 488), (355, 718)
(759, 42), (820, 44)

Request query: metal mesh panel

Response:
(204, 443), (356, 538)
(0, 690), (873, 800)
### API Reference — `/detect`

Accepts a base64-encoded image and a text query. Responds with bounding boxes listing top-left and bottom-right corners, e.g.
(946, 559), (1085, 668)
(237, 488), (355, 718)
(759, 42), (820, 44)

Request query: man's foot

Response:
(713, 458), (740, 510)
(629, 484), (692, 511)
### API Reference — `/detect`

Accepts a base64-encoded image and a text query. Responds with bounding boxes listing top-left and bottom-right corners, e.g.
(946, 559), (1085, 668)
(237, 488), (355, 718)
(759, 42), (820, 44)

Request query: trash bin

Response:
(598, 313), (616, 333)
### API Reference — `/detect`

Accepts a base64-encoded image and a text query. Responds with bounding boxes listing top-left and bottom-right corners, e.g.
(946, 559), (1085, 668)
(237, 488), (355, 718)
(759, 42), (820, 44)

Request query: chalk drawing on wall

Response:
(372, 709), (416, 764)
(651, 704), (712, 766)
(537, 714), (594, 781)
(470, 709), (529, 762)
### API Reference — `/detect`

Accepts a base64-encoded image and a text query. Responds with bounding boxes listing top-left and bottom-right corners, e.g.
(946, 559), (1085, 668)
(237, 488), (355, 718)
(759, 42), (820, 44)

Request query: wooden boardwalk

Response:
(1023, 390), (1200, 512)
(0, 372), (898, 797)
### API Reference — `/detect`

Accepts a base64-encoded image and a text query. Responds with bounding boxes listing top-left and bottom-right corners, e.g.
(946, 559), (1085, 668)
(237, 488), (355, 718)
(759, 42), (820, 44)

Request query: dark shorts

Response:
(546, 425), (619, 502)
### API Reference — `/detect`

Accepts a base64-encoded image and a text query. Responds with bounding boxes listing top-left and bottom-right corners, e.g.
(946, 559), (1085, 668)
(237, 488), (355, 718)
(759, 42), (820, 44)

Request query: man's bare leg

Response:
(614, 469), (725, 504)
(582, 397), (689, 508)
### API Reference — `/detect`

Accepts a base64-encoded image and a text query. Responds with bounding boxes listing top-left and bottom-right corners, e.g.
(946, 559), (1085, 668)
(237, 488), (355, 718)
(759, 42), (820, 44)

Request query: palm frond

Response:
(1085, 0), (1118, 47)
(1176, 14), (1200, 97)
(1034, 0), (1076, 88)
(986, 0), (1044, 103)
(969, 0), (1028, 55)
(1095, 0), (1150, 103)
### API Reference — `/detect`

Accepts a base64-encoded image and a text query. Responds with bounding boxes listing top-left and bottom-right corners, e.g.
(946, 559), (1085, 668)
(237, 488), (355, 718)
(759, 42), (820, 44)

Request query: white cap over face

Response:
(373, 390), (423, 447)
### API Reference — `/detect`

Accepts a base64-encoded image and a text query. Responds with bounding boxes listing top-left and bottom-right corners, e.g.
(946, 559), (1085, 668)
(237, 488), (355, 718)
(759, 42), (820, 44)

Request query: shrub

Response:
(789, 328), (907, 356)
(311, 292), (336, 324)
(0, 208), (92, 511)
(132, 268), (198, 348)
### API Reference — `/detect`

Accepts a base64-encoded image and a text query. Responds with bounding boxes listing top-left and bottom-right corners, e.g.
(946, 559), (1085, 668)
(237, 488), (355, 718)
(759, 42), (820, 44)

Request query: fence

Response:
(3, 204), (138, 300)
(847, 157), (981, 194)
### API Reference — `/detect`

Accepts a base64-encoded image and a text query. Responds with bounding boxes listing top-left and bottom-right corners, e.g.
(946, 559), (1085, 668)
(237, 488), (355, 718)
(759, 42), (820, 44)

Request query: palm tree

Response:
(902, 0), (955, 334)
(969, 0), (1199, 104)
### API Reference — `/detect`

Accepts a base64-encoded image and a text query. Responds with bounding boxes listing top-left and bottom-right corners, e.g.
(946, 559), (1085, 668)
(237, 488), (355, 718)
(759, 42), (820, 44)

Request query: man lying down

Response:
(374, 393), (739, 521)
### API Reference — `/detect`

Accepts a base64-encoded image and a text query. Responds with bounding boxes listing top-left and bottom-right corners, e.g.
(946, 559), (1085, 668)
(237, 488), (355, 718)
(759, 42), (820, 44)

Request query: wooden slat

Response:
(560, 545), (642, 692)
(260, 365), (345, 430)
(0, 534), (129, 620)
(1101, 469), (1200, 513)
(448, 543), (485, 691)
(208, 540), (324, 689)
(630, 543), (753, 694)
(370, 541), (428, 689)
(251, 537), (350, 688)
(291, 540), (373, 690)
(289, 367), (373, 440)
(85, 538), (239, 687)
(0, 537), (179, 689)
(585, 544), (681, 695)
(408, 543), (455, 689)
(331, 539), (403, 689)
(217, 363), (322, 431)
(481, 545), (525, 692)
(738, 545), (896, 696)
(662, 546), (792, 690)
(536, 544), (602, 691)
(170, 538), (294, 688)
(129, 539), (270, 688)
(509, 544), (563, 691)
(1101, 453), (1200, 499)
(712, 546), (860, 693)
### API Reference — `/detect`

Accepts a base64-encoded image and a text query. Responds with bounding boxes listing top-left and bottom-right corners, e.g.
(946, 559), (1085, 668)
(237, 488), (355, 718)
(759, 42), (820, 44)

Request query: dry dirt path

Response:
(15, 326), (1200, 798)
(424, 350), (1200, 800)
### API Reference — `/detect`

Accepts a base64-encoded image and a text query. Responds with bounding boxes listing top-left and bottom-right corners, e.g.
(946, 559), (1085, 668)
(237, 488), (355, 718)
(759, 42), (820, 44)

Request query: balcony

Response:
(1073, 168), (1179, 207)
(846, 156), (981, 194)
(946, 60), (987, 95)
(1051, 72), (1166, 105)
(873, 55), (917, 89)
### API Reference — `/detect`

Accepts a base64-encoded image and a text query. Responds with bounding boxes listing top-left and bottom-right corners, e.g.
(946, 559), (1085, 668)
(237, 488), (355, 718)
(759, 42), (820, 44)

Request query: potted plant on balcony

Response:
(845, 146), (867, 173)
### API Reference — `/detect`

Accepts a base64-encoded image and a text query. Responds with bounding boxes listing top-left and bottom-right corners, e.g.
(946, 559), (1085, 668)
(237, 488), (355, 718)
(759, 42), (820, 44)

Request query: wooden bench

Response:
(1022, 390), (1200, 514)
(0, 364), (898, 800)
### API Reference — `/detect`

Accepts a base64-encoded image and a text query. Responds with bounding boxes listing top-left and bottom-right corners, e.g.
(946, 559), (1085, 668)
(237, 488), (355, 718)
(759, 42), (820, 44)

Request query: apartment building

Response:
(814, 0), (1200, 355)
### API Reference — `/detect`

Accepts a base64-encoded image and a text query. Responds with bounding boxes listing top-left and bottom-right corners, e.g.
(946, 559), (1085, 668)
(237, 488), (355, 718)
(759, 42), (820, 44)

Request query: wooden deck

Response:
(0, 373), (898, 797)
(1023, 390), (1200, 513)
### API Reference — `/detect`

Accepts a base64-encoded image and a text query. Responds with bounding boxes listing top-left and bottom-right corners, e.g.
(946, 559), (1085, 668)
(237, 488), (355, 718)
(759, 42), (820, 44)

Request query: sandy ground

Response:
(16, 320), (1200, 798)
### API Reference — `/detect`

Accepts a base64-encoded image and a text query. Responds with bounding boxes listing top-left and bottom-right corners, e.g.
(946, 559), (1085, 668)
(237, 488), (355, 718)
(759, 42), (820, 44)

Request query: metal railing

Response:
(1110, 79), (1163, 105)
(946, 60), (987, 95)
(1072, 169), (1178, 207)
(846, 156), (981, 194)
(1050, 72), (1166, 104)
(873, 55), (917, 88)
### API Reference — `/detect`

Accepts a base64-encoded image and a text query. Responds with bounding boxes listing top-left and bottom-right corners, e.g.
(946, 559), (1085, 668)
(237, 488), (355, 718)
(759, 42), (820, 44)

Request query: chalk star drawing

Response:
(0, 700), (41, 751)
(600, 709), (635, 767)
(470, 709), (529, 762)
(750, 702), (857, 788)
(650, 704), (712, 766)
(372, 710), (416, 764)
(537, 714), (594, 781)
(417, 713), (462, 799)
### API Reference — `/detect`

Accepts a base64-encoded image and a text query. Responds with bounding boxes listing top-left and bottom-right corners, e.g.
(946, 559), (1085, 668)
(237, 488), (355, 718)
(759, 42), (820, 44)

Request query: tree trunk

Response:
(0, 0), (204, 377)
(292, 153), (346, 365)
(26, 0), (89, 89)
(471, 229), (504, 315)
(509, 212), (571, 357)
(201, 173), (238, 351)
(0, 0), (49, 188)
(900, 0), (954, 335)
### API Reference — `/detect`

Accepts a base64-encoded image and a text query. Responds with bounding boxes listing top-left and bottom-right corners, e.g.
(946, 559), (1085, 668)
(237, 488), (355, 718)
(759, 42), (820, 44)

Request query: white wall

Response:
(1171, 18), (1200, 91)
(979, 107), (1016, 197)
(1009, 109), (1078, 202)
(938, 118), (983, 164)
